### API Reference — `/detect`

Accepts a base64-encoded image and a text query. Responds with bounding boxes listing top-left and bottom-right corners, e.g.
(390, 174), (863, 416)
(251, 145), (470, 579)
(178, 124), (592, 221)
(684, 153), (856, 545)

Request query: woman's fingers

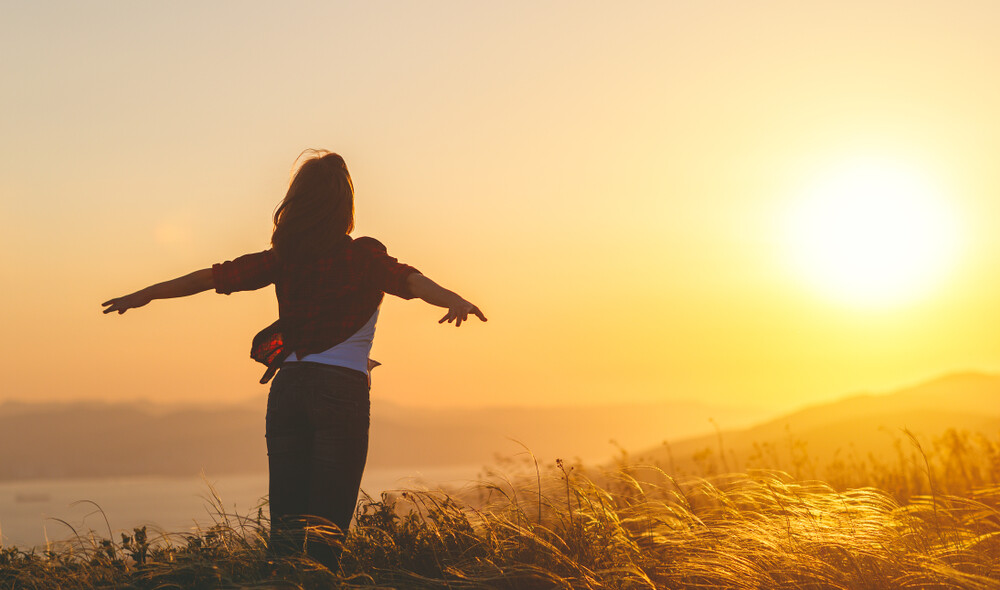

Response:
(102, 296), (135, 314)
(438, 302), (486, 326)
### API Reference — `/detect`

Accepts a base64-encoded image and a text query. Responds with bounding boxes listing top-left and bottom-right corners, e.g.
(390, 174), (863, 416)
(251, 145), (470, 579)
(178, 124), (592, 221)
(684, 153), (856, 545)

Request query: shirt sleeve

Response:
(212, 250), (278, 295)
(354, 237), (421, 300)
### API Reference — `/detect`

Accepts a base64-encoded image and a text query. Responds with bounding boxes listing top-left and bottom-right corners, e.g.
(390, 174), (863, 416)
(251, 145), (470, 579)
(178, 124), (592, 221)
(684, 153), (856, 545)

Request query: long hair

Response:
(271, 150), (355, 261)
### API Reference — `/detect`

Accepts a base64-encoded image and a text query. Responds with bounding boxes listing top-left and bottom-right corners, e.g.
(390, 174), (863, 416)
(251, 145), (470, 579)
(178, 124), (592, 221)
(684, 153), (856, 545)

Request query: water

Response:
(0, 465), (483, 549)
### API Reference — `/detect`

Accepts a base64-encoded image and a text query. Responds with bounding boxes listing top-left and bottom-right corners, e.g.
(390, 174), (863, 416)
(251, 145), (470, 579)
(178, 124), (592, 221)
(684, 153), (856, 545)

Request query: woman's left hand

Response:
(102, 291), (152, 314)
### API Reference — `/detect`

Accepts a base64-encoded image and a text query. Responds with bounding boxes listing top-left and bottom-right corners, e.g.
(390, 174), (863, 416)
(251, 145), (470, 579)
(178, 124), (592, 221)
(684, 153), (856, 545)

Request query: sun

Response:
(786, 156), (960, 308)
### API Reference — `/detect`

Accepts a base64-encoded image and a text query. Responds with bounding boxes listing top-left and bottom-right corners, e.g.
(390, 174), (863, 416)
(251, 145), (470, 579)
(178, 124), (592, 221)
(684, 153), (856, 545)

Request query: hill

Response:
(628, 371), (1000, 478)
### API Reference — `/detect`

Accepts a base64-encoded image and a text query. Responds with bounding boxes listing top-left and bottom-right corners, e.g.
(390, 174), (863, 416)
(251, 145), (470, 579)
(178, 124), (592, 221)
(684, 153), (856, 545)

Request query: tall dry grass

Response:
(651, 427), (1000, 501)
(1, 431), (998, 589)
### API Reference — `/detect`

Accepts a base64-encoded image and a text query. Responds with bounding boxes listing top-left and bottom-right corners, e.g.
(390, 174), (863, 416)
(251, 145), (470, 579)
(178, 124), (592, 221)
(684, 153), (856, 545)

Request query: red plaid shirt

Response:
(212, 235), (420, 383)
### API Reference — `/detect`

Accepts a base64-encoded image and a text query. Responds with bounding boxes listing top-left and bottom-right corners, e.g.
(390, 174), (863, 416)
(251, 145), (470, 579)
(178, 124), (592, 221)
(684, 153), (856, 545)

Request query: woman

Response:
(102, 150), (486, 569)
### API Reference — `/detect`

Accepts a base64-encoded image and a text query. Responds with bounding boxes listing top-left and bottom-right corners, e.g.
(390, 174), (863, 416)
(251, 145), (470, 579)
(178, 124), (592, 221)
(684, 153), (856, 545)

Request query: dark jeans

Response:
(265, 362), (370, 570)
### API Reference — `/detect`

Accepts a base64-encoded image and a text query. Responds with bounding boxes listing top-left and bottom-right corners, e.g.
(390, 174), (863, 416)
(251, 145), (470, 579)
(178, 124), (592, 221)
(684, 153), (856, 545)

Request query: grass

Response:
(1, 431), (998, 589)
(658, 427), (1000, 501)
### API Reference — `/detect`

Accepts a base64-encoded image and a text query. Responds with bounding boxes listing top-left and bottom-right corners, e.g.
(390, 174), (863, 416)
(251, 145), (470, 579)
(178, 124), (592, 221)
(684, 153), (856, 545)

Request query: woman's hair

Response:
(271, 150), (355, 261)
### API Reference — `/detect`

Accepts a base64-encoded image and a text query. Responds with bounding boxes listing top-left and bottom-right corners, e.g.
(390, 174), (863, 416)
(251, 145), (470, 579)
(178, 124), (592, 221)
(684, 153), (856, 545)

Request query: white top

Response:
(285, 308), (379, 375)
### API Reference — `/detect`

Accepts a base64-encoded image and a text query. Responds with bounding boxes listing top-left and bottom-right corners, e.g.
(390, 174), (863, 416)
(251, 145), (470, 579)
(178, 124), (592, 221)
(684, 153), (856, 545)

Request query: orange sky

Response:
(4, 1), (1000, 412)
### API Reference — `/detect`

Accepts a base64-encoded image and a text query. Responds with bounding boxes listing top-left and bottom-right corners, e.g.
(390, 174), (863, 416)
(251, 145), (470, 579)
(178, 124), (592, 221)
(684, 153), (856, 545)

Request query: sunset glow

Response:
(3, 1), (1000, 412)
(786, 156), (961, 308)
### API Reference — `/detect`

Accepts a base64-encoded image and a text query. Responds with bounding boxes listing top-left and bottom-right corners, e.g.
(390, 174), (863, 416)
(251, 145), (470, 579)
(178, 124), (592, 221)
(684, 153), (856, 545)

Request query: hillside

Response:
(629, 371), (1000, 476)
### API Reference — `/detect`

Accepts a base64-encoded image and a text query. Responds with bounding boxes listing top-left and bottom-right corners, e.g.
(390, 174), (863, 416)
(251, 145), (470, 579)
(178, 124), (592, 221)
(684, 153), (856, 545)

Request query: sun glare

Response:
(786, 156), (960, 308)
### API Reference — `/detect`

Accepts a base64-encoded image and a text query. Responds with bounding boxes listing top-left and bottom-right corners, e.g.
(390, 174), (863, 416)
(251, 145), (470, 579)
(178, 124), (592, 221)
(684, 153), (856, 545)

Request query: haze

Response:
(5, 1), (1000, 411)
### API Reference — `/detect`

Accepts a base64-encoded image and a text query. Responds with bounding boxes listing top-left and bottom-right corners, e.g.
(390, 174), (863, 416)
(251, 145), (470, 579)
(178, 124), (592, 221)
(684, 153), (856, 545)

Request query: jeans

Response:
(265, 362), (370, 569)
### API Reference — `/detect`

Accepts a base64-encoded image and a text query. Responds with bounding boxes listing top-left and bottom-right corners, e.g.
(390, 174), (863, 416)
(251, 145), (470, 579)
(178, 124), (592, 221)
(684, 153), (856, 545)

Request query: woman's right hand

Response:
(407, 273), (487, 327)
(438, 299), (487, 327)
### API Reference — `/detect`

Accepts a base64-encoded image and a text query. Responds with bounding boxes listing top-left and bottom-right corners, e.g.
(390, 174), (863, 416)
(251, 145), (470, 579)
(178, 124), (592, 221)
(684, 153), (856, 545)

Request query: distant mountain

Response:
(368, 399), (769, 468)
(8, 372), (990, 483)
(0, 397), (770, 481)
(628, 371), (1000, 475)
(0, 401), (267, 480)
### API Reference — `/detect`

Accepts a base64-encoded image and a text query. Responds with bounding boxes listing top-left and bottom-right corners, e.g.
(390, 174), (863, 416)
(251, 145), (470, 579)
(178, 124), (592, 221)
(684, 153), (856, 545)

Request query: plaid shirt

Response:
(212, 235), (420, 383)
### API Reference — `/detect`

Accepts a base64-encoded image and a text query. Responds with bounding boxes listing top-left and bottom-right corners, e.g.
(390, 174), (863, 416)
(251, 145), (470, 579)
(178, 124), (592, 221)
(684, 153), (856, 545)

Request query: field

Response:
(1, 429), (998, 589)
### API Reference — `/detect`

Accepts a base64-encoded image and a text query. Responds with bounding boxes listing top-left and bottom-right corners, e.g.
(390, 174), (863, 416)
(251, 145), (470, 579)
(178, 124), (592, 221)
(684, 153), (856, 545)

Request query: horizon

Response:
(0, 366), (995, 501)
(0, 368), (993, 412)
(2, 367), (995, 487)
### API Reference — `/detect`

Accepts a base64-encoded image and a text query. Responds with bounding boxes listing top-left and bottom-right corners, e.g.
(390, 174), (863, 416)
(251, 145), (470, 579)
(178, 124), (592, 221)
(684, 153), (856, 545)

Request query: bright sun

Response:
(786, 156), (960, 307)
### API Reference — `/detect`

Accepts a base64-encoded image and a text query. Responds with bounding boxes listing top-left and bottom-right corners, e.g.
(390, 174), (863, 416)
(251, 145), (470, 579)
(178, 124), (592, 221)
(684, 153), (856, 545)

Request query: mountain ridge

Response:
(628, 371), (1000, 474)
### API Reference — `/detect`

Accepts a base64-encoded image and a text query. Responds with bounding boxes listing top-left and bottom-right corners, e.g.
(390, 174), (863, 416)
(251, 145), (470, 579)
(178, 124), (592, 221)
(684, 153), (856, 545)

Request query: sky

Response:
(4, 1), (1000, 412)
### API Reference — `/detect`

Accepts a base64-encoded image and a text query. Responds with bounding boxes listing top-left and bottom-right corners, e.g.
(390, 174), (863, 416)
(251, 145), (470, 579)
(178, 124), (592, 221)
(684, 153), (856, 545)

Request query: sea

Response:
(0, 465), (483, 549)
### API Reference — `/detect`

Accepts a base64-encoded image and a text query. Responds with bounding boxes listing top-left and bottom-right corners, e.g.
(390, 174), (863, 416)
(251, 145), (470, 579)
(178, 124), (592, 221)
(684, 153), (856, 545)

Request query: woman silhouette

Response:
(102, 150), (486, 569)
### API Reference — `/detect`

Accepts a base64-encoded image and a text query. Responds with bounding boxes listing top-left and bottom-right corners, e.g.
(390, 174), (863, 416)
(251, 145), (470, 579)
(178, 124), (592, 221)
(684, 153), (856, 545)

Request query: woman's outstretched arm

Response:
(406, 273), (487, 327)
(102, 268), (214, 315)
